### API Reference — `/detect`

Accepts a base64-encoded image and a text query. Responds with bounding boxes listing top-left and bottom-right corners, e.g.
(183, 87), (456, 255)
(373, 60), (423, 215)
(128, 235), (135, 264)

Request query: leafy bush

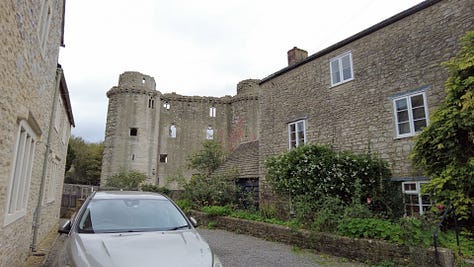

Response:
(140, 183), (171, 195)
(202, 205), (232, 216)
(265, 144), (402, 220)
(312, 196), (345, 232)
(175, 199), (194, 213)
(337, 218), (402, 242)
(104, 170), (147, 190)
(183, 172), (240, 208)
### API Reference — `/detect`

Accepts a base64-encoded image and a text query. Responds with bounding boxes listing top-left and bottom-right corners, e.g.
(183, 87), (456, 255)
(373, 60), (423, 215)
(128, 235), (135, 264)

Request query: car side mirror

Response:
(58, 220), (72, 235)
(189, 216), (198, 227)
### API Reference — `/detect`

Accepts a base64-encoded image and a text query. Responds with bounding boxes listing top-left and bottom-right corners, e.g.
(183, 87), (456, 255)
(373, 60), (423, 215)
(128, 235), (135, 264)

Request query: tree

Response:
(187, 140), (224, 176)
(104, 170), (147, 190)
(65, 136), (103, 185)
(412, 31), (474, 220)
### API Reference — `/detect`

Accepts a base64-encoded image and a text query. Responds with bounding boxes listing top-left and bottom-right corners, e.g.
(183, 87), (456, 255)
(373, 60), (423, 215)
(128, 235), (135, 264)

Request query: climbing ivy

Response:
(412, 31), (474, 220)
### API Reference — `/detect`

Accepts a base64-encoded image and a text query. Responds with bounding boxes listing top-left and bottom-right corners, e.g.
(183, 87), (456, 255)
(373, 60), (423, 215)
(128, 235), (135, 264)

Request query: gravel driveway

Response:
(198, 228), (367, 267)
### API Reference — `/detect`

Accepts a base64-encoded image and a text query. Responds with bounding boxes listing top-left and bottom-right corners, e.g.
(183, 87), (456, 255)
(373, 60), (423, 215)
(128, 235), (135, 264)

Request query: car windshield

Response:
(77, 198), (189, 233)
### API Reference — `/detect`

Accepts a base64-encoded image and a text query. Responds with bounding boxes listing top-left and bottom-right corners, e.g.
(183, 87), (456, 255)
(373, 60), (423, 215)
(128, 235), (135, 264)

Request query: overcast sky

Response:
(59, 0), (424, 143)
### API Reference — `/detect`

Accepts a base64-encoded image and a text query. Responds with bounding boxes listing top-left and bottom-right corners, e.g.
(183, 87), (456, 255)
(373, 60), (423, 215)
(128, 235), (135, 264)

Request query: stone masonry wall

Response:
(0, 0), (71, 266)
(258, 0), (474, 195)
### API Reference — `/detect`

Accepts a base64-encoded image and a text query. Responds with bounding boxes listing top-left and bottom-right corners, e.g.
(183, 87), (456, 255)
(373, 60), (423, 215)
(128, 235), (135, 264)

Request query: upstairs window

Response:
(130, 128), (138, 136)
(210, 107), (216, 117)
(330, 52), (353, 86)
(393, 92), (428, 138)
(38, 0), (52, 51)
(288, 120), (306, 149)
(5, 120), (36, 225)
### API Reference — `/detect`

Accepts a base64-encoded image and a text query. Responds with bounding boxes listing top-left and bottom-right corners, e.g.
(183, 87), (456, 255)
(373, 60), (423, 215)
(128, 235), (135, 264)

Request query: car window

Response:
(77, 198), (189, 233)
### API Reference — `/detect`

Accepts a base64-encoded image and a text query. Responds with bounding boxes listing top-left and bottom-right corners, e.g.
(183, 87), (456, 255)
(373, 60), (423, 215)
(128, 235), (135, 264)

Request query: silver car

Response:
(56, 191), (222, 267)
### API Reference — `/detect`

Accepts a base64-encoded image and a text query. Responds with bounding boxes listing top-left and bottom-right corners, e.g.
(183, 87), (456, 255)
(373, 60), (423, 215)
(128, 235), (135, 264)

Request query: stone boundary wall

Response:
(189, 211), (454, 267)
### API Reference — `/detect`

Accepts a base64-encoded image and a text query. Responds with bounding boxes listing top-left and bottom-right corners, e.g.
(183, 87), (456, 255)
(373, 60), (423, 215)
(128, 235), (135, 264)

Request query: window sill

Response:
(330, 77), (354, 88)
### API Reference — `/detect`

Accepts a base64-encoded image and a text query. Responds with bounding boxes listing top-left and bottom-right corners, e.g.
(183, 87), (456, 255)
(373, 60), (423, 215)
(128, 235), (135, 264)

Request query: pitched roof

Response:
(214, 140), (259, 179)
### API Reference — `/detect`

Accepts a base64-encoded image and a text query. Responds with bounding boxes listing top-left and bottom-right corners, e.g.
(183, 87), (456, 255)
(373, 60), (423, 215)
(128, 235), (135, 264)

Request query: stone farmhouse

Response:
(101, 0), (473, 216)
(0, 0), (74, 266)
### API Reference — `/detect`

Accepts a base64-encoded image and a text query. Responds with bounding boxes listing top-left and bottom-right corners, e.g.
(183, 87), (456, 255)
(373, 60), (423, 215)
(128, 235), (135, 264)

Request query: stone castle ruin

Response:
(100, 71), (259, 189)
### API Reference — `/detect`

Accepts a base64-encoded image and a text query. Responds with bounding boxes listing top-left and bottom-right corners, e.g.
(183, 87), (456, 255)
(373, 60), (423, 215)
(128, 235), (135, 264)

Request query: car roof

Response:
(92, 191), (168, 200)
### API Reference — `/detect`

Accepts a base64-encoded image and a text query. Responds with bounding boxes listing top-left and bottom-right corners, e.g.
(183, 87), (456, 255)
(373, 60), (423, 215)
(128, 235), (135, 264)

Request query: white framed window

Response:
(330, 52), (354, 86)
(206, 126), (214, 140)
(38, 0), (52, 51)
(393, 92), (428, 138)
(402, 181), (431, 216)
(210, 107), (216, 117)
(4, 120), (37, 225)
(288, 120), (306, 149)
(45, 158), (59, 203)
(54, 97), (62, 132)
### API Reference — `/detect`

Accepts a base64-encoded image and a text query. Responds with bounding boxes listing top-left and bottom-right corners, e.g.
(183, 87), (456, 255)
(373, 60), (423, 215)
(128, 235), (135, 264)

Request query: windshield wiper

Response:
(166, 225), (189, 231)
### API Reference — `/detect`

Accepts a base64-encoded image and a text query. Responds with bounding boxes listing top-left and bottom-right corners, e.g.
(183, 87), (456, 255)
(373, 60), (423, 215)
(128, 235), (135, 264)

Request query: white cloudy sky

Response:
(59, 0), (424, 143)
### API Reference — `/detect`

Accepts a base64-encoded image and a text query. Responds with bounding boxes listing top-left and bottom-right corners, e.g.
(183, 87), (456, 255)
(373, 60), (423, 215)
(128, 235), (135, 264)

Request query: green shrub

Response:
(104, 170), (147, 190)
(337, 218), (402, 242)
(175, 199), (194, 213)
(312, 196), (345, 232)
(140, 183), (171, 195)
(202, 205), (232, 216)
(183, 172), (240, 208)
(397, 217), (433, 247)
(265, 144), (401, 220)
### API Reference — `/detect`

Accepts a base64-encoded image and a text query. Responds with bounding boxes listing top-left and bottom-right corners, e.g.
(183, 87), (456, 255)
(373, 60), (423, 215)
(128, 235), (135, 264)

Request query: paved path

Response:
(198, 228), (367, 267)
(44, 228), (367, 267)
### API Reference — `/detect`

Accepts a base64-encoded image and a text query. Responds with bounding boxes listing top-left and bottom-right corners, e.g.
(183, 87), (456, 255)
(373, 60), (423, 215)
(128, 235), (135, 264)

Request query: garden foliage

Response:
(412, 31), (474, 220)
(265, 144), (402, 222)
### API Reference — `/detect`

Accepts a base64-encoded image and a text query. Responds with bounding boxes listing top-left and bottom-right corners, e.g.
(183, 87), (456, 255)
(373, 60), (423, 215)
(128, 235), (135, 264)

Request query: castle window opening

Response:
(160, 154), (168, 163)
(330, 52), (354, 86)
(131, 154), (135, 160)
(142, 78), (146, 84)
(130, 127), (138, 136)
(163, 102), (170, 110)
(148, 98), (155, 109)
(170, 124), (176, 138)
(210, 106), (216, 117)
(288, 120), (306, 149)
(206, 126), (214, 140)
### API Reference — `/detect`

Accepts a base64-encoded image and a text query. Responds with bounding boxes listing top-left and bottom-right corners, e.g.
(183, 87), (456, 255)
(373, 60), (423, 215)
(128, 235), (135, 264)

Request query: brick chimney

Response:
(287, 47), (308, 66)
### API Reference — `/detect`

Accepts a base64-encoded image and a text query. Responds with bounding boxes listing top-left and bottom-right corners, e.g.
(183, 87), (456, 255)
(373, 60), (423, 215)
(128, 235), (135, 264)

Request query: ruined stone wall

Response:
(157, 93), (232, 189)
(228, 80), (260, 150)
(0, 0), (70, 265)
(101, 72), (160, 185)
(259, 0), (474, 194)
(102, 73), (261, 189)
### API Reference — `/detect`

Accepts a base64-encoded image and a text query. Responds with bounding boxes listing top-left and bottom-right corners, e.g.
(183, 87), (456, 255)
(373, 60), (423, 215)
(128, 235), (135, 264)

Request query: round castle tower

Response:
(100, 71), (160, 185)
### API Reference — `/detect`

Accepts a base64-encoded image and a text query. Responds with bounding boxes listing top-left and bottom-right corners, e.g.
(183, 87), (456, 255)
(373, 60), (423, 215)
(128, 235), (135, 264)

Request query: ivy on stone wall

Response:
(412, 31), (474, 220)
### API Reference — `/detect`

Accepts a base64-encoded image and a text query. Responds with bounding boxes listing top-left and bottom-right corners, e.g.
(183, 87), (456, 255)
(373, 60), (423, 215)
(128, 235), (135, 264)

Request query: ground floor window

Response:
(402, 181), (431, 216)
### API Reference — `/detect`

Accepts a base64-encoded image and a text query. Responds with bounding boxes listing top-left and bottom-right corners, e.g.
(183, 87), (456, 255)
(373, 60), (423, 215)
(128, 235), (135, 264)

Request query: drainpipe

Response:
(31, 67), (62, 251)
